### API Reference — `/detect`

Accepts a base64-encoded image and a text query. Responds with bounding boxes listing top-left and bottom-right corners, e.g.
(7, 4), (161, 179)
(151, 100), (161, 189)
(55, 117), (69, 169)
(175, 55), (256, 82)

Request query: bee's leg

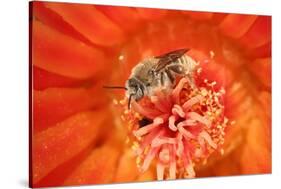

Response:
(166, 64), (196, 88)
(185, 74), (196, 88)
(128, 93), (134, 109)
(165, 69), (175, 86)
(138, 86), (144, 97)
(160, 72), (165, 86)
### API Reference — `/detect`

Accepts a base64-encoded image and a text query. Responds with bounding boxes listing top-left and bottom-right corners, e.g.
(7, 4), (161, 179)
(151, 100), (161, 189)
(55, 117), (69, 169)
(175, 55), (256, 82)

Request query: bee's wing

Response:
(154, 48), (189, 72)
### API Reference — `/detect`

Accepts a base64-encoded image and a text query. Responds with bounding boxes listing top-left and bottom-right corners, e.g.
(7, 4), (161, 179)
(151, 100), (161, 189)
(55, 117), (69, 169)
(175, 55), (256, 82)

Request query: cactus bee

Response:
(104, 48), (198, 109)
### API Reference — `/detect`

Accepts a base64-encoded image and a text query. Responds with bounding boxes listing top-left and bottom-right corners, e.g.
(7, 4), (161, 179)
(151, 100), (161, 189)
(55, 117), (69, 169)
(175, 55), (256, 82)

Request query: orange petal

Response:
(158, 17), (222, 55)
(33, 66), (83, 90)
(239, 16), (272, 49)
(33, 117), (114, 188)
(247, 58), (271, 88)
(224, 82), (248, 119)
(32, 110), (107, 184)
(32, 20), (105, 79)
(136, 167), (155, 182)
(219, 14), (258, 38)
(113, 149), (139, 182)
(33, 140), (94, 187)
(32, 1), (93, 46)
(63, 142), (121, 185)
(246, 42), (271, 58)
(257, 91), (272, 121)
(182, 11), (213, 20)
(240, 116), (271, 174)
(33, 86), (105, 133)
(188, 49), (233, 90)
(95, 5), (144, 34)
(136, 22), (174, 57)
(211, 13), (228, 24)
(45, 2), (125, 46)
(119, 38), (143, 81)
(135, 7), (167, 20)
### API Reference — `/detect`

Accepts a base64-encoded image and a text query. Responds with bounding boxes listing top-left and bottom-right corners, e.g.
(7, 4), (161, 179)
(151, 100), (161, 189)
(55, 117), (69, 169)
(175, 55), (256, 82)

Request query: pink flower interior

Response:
(120, 73), (230, 180)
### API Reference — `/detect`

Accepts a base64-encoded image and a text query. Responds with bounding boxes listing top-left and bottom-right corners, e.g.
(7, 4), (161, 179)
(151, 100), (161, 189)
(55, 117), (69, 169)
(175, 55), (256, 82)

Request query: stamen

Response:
(177, 119), (197, 128)
(185, 163), (195, 178)
(178, 125), (195, 139)
(141, 147), (160, 172)
(151, 137), (177, 147)
(172, 77), (188, 103)
(134, 116), (165, 137)
(182, 151), (195, 178)
(151, 93), (172, 111)
(137, 128), (165, 155)
(169, 145), (176, 179)
(182, 95), (203, 110)
(199, 131), (217, 149)
(157, 162), (165, 180)
(172, 104), (185, 117)
(121, 74), (230, 180)
(187, 112), (211, 127)
(168, 115), (178, 131)
(132, 100), (161, 119)
(175, 134), (184, 157)
(159, 146), (170, 163)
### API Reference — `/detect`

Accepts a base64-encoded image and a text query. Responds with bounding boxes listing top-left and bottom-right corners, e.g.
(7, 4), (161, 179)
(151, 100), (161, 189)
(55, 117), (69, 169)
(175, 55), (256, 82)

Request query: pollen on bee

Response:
(119, 70), (231, 180)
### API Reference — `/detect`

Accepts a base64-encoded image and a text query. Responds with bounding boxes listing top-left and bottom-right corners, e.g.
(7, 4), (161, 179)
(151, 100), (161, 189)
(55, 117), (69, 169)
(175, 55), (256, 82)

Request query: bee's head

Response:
(103, 78), (145, 110)
(126, 78), (145, 109)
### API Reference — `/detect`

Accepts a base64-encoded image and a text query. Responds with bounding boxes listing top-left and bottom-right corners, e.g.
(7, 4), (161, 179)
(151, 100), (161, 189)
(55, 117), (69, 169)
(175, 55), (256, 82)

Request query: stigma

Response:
(119, 75), (229, 180)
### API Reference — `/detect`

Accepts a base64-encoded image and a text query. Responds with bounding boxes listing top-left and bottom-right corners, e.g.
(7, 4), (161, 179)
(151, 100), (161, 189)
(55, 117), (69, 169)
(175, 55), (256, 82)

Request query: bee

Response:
(104, 48), (198, 109)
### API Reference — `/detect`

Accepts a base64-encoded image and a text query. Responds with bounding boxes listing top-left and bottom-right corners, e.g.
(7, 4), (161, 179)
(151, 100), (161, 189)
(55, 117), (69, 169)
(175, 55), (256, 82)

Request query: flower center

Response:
(118, 67), (230, 179)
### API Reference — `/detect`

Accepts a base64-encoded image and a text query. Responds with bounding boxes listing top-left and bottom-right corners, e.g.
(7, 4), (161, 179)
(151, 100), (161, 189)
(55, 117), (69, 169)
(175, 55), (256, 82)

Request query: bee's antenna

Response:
(103, 86), (127, 90)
